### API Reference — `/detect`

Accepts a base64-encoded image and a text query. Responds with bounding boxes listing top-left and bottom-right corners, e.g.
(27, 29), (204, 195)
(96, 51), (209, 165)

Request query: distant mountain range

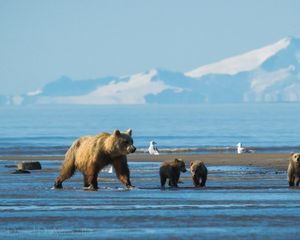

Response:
(2, 36), (300, 105)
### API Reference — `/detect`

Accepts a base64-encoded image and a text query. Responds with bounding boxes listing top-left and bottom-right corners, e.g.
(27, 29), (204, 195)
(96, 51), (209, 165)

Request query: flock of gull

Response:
(148, 141), (254, 155)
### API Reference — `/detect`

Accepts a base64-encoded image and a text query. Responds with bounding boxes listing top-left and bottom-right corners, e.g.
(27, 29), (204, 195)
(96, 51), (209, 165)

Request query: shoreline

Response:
(0, 152), (290, 170)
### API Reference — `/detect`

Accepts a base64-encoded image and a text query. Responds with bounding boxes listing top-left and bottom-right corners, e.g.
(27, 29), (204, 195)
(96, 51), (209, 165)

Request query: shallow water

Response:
(1, 160), (300, 239)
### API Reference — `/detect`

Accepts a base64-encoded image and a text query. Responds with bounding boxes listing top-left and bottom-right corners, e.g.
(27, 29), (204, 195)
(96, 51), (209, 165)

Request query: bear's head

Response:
(190, 161), (197, 175)
(290, 153), (300, 166)
(190, 161), (203, 176)
(106, 129), (136, 156)
(175, 158), (187, 173)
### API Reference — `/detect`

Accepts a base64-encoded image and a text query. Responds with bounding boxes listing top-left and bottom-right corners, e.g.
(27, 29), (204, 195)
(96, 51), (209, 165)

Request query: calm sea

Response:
(0, 104), (300, 155)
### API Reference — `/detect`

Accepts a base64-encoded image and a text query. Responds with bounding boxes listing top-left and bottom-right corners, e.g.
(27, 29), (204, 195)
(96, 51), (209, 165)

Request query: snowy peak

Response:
(185, 37), (292, 78)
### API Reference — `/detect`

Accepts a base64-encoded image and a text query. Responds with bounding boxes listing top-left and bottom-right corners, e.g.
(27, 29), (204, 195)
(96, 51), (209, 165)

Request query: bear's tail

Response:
(53, 139), (81, 188)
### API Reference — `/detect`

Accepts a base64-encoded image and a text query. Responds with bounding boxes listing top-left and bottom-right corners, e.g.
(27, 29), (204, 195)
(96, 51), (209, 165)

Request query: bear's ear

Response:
(113, 129), (121, 137)
(126, 128), (132, 136)
(290, 152), (294, 157)
(190, 161), (193, 166)
(174, 158), (179, 162)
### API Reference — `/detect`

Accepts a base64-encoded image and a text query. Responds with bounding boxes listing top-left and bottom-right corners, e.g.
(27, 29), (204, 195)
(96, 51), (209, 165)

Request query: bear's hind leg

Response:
(53, 165), (76, 189)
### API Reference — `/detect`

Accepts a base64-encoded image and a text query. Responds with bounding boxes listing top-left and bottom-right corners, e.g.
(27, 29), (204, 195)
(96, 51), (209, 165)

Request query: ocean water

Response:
(0, 103), (300, 155)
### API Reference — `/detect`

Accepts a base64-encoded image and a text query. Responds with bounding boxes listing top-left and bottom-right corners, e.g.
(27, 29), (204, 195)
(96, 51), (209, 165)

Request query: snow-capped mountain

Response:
(4, 36), (300, 105)
(185, 37), (292, 78)
(20, 70), (176, 104)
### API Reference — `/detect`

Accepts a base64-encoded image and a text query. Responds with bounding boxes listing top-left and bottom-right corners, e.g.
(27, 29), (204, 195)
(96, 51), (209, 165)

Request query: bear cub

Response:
(159, 158), (187, 189)
(53, 129), (136, 190)
(287, 153), (300, 187)
(190, 160), (208, 187)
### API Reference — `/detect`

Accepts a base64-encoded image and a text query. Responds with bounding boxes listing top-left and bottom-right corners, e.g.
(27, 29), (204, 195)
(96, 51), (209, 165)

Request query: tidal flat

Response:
(1, 154), (300, 239)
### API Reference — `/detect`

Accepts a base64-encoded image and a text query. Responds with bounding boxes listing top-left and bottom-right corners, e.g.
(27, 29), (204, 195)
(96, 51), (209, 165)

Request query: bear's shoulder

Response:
(161, 160), (178, 168)
(95, 132), (110, 138)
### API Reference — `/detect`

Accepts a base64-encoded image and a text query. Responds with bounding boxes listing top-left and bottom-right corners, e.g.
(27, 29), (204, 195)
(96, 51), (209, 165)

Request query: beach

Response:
(1, 152), (290, 170)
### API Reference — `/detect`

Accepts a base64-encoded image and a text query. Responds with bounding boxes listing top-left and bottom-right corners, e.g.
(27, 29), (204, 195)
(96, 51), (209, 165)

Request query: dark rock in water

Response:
(11, 169), (31, 174)
(4, 165), (17, 168)
(17, 161), (42, 170)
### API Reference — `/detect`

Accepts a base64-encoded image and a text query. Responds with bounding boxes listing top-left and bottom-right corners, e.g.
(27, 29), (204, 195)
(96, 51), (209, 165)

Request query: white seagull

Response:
(236, 143), (254, 154)
(148, 141), (160, 155)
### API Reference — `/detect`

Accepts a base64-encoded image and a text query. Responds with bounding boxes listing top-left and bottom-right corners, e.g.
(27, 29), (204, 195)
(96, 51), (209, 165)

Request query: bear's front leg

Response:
(295, 177), (300, 187)
(289, 179), (295, 187)
(192, 175), (200, 187)
(160, 175), (167, 189)
(287, 165), (295, 187)
(112, 156), (134, 189)
(173, 171), (180, 187)
(200, 175), (207, 187)
(168, 174), (179, 187)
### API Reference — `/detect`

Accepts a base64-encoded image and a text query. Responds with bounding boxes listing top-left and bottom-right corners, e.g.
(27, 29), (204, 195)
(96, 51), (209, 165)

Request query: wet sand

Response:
(1, 153), (299, 239)
(0, 152), (290, 170)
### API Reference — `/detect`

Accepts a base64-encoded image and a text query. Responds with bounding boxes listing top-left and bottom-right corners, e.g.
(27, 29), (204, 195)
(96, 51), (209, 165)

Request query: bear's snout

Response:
(294, 155), (300, 163)
(128, 145), (136, 153)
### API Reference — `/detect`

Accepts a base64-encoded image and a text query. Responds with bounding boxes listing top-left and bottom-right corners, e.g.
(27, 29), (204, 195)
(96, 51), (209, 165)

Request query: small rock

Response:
(11, 169), (31, 174)
(17, 161), (42, 170)
(4, 165), (17, 168)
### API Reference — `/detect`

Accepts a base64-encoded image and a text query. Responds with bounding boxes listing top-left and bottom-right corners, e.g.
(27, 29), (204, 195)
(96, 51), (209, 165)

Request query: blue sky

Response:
(0, 0), (299, 95)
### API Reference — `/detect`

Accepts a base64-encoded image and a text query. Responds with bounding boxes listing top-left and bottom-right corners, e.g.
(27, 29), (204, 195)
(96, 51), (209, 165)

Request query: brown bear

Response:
(159, 158), (187, 189)
(287, 153), (300, 187)
(53, 129), (136, 190)
(190, 160), (208, 187)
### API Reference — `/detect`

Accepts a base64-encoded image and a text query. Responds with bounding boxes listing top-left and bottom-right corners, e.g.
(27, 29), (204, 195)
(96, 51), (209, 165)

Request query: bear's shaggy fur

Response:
(190, 160), (208, 187)
(287, 153), (300, 187)
(159, 158), (187, 188)
(53, 129), (136, 190)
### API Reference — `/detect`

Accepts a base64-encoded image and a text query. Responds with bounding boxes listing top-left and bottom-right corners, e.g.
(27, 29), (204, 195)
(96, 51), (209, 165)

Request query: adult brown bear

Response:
(53, 129), (136, 190)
